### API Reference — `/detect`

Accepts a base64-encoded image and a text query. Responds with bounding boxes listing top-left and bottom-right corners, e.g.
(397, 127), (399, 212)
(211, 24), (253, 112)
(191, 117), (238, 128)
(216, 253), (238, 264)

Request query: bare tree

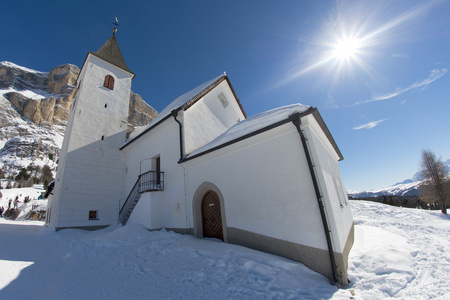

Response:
(419, 149), (449, 214)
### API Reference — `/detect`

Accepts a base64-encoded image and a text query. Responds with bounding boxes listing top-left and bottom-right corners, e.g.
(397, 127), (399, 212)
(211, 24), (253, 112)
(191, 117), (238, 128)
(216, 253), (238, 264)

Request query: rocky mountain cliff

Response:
(0, 61), (157, 179)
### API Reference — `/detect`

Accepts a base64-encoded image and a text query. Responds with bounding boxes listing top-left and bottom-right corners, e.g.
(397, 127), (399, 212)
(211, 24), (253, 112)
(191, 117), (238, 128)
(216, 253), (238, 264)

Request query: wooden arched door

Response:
(201, 191), (223, 241)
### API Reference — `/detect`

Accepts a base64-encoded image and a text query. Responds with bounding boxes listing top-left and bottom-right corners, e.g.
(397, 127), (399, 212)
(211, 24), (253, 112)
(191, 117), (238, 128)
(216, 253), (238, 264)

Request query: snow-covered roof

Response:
(182, 103), (344, 162)
(186, 103), (311, 158)
(149, 74), (225, 127)
(122, 74), (227, 148)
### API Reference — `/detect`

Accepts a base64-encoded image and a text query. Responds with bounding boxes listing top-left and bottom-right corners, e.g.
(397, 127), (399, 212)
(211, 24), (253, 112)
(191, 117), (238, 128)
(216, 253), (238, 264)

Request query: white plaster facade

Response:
(48, 50), (133, 229)
(47, 34), (354, 286)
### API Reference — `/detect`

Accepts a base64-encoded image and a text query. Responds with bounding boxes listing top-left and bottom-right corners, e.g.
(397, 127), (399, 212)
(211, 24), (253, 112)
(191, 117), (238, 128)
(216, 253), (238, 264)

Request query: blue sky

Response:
(2, 0), (449, 191)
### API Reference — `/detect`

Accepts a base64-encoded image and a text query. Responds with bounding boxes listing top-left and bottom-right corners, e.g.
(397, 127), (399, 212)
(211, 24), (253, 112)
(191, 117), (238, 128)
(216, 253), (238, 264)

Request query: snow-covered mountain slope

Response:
(348, 180), (423, 198)
(0, 62), (75, 176)
(348, 159), (450, 198)
(0, 61), (157, 179)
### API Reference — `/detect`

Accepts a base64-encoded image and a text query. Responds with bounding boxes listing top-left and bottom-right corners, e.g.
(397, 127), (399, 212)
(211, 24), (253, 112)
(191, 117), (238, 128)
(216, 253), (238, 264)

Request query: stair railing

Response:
(118, 178), (141, 225)
(118, 171), (165, 225)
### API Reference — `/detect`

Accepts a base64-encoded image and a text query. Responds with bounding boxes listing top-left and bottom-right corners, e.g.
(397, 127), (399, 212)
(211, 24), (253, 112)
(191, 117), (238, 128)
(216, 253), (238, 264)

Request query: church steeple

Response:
(89, 34), (135, 78)
(48, 28), (135, 230)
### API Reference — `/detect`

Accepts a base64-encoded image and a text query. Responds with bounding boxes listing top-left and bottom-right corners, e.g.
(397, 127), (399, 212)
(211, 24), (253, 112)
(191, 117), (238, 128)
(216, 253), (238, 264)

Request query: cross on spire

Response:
(113, 17), (120, 35)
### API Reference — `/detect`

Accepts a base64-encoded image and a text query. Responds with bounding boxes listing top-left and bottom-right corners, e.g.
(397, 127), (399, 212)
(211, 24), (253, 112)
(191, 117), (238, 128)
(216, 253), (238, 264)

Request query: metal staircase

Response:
(118, 171), (164, 225)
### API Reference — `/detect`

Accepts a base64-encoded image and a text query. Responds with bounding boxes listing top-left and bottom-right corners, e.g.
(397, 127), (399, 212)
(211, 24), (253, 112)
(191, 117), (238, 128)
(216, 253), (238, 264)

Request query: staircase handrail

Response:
(119, 171), (165, 225)
(118, 177), (141, 224)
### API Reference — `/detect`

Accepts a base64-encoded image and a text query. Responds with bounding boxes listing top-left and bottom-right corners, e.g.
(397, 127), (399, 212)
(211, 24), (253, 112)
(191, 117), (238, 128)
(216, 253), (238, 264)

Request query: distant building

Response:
(47, 34), (354, 286)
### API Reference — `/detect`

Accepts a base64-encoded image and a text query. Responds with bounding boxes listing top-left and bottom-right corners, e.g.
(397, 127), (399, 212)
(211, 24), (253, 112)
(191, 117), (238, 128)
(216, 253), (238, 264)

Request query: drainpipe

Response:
(171, 109), (184, 162)
(172, 111), (189, 233)
(289, 112), (339, 285)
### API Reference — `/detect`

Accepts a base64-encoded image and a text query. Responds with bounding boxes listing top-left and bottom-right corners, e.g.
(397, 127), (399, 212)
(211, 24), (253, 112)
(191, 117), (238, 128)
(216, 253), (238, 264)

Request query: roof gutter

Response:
(289, 111), (339, 286)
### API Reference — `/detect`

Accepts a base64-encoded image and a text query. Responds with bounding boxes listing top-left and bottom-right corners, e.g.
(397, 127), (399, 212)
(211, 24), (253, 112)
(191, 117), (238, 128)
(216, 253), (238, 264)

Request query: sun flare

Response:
(333, 37), (361, 61)
(273, 1), (438, 95)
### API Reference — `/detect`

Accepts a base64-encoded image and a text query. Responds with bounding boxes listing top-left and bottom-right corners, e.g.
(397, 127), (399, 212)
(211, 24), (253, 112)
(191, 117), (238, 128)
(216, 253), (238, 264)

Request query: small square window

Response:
(218, 92), (228, 108)
(101, 135), (104, 140)
(104, 104), (107, 108)
(89, 210), (98, 220)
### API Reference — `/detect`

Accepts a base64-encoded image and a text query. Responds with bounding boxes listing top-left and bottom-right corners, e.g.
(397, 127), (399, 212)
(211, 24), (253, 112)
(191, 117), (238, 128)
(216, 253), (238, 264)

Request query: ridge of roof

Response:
(89, 34), (135, 78)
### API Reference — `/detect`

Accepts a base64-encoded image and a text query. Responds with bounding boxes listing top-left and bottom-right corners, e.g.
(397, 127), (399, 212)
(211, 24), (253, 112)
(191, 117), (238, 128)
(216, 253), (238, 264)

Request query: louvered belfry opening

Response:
(201, 191), (223, 241)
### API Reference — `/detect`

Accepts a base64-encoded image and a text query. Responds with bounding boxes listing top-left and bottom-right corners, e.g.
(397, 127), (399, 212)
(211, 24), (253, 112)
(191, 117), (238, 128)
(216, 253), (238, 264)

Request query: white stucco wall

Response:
(122, 80), (246, 230)
(126, 192), (165, 228)
(301, 119), (353, 253)
(183, 123), (330, 251)
(122, 118), (187, 230)
(183, 80), (245, 155)
(50, 54), (132, 228)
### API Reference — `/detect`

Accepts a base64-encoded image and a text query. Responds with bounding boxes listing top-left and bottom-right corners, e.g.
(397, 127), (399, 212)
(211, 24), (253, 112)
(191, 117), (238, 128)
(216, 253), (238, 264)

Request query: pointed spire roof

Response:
(89, 34), (135, 78)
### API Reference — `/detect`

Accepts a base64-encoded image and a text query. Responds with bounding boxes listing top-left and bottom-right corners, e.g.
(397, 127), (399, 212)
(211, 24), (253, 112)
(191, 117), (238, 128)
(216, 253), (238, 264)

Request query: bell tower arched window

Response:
(103, 75), (115, 90)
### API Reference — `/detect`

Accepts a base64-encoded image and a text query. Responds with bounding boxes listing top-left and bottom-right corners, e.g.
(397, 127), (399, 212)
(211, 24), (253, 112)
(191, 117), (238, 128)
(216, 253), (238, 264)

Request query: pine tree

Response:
(41, 165), (54, 190)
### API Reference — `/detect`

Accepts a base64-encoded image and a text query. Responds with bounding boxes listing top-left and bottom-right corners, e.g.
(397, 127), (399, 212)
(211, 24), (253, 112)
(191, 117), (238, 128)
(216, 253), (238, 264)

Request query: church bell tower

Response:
(47, 31), (135, 230)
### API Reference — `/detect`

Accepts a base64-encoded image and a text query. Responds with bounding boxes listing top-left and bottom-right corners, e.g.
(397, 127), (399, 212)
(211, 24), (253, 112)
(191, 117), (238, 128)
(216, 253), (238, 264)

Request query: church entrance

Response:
(201, 190), (223, 241)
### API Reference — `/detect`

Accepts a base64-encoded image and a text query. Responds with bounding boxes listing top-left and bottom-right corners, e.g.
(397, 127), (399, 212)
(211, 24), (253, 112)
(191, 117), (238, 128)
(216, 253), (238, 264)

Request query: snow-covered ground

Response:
(343, 201), (450, 299)
(0, 184), (46, 220)
(0, 200), (449, 299)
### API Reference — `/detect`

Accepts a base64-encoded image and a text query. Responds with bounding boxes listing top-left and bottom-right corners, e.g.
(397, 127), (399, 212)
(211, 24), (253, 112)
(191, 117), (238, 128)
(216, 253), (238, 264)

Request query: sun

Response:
(332, 37), (362, 61)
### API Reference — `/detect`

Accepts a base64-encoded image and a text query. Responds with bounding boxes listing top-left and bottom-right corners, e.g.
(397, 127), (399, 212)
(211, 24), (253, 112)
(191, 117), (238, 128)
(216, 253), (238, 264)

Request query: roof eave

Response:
(88, 51), (136, 79)
(180, 116), (293, 163)
(180, 106), (344, 163)
(307, 108), (344, 161)
(120, 74), (229, 150)
(225, 76), (247, 118)
(119, 112), (175, 150)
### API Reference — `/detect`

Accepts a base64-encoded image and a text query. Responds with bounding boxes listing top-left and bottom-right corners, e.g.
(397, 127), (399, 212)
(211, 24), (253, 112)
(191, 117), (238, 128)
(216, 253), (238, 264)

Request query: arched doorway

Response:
(201, 190), (223, 241)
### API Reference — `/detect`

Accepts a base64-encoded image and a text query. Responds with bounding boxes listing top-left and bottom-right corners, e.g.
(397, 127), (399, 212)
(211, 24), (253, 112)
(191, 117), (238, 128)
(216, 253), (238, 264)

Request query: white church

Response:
(46, 33), (354, 286)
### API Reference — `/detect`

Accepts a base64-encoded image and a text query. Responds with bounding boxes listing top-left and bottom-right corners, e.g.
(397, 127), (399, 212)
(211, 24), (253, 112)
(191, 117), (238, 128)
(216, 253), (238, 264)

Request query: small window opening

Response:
(89, 210), (98, 220)
(218, 92), (229, 108)
(156, 156), (161, 185)
(103, 75), (114, 90)
(101, 135), (104, 140)
(104, 104), (107, 108)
